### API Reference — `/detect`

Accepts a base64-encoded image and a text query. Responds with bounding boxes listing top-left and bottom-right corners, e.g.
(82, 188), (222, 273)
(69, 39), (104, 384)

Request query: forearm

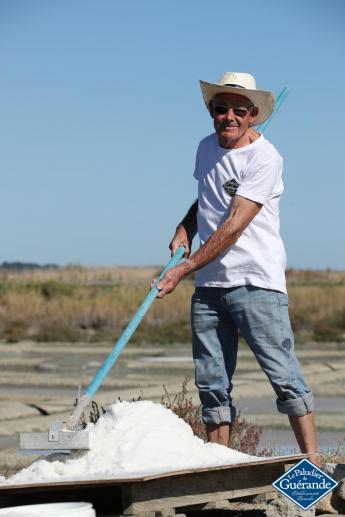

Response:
(177, 196), (261, 277)
(157, 196), (261, 299)
(170, 200), (198, 258)
(180, 218), (239, 276)
(177, 200), (198, 238)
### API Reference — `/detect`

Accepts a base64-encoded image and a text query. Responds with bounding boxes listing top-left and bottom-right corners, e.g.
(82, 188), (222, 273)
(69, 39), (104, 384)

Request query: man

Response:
(156, 72), (318, 463)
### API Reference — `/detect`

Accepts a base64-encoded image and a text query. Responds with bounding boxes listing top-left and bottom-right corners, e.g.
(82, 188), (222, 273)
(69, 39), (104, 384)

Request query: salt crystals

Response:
(5, 400), (259, 484)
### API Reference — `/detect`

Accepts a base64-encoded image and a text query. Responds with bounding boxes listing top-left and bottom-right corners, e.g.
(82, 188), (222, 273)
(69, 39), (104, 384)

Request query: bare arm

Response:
(169, 200), (198, 258)
(157, 195), (262, 297)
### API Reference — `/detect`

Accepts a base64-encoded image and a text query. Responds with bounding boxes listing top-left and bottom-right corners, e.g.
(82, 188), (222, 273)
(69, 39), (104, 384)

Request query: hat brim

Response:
(200, 80), (275, 126)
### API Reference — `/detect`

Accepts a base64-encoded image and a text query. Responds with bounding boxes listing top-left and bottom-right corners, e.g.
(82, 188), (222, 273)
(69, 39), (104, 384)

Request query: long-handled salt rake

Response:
(19, 246), (186, 454)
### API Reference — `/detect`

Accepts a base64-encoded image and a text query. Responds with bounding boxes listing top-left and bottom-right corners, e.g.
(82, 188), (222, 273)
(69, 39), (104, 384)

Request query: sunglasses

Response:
(213, 105), (252, 118)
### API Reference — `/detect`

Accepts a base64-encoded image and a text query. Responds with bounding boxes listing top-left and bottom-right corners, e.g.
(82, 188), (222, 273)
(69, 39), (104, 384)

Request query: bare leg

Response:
(289, 411), (320, 466)
(206, 423), (231, 446)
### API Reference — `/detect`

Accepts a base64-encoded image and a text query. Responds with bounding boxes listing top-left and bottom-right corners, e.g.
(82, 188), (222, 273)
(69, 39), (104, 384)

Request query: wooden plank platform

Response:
(0, 454), (306, 516)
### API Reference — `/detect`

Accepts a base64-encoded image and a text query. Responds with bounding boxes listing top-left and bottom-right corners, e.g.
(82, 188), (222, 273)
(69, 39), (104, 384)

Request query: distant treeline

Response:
(0, 262), (60, 271)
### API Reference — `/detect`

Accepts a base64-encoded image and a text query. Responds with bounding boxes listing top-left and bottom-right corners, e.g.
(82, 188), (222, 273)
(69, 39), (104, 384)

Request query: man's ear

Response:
(209, 101), (214, 119)
(249, 106), (259, 126)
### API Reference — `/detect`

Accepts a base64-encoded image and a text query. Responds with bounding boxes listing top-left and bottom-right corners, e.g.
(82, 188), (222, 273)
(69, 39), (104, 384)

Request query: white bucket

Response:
(0, 502), (96, 517)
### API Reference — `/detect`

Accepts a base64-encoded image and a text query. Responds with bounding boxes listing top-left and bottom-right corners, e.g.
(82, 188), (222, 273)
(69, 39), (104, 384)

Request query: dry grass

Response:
(321, 437), (345, 468)
(0, 267), (344, 343)
(289, 285), (345, 341)
(161, 377), (263, 455)
(286, 268), (345, 285)
(0, 265), (160, 285)
(0, 274), (193, 343)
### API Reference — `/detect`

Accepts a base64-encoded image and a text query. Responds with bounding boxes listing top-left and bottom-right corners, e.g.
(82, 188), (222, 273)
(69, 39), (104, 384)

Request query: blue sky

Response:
(0, 0), (344, 268)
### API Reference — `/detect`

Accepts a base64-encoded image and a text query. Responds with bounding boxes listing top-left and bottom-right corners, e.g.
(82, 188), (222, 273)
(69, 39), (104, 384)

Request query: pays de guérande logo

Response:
(272, 458), (338, 510)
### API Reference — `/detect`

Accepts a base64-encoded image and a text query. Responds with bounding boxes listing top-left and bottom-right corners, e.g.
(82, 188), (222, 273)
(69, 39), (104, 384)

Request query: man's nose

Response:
(225, 108), (236, 121)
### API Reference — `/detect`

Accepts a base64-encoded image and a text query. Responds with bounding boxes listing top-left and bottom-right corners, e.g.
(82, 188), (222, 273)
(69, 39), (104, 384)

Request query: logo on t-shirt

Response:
(223, 178), (239, 196)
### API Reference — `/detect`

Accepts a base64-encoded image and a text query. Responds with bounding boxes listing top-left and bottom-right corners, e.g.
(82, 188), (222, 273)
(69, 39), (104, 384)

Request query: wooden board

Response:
(0, 454), (305, 490)
(0, 454), (307, 516)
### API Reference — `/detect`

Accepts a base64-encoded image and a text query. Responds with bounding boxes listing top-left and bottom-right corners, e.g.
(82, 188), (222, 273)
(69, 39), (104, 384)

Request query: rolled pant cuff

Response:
(276, 392), (315, 416)
(202, 405), (237, 425)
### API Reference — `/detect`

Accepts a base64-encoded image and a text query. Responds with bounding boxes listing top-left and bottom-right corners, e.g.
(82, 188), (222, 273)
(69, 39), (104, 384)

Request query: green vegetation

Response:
(0, 267), (344, 343)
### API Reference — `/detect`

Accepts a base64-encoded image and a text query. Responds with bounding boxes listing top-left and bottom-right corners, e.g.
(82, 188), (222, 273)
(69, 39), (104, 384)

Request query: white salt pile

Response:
(5, 400), (259, 484)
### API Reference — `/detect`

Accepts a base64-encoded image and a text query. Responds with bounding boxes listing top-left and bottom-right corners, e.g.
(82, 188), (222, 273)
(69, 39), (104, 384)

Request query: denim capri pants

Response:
(191, 285), (314, 425)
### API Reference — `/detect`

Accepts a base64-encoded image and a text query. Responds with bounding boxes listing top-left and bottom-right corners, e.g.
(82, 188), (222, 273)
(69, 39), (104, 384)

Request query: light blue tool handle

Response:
(256, 86), (288, 133)
(85, 246), (185, 398)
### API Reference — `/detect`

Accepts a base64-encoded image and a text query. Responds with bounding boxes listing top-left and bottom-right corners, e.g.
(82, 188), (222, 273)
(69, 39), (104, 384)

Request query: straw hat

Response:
(200, 72), (275, 125)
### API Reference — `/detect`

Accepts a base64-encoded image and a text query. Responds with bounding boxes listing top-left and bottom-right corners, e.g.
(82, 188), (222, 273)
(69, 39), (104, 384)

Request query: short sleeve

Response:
(236, 152), (283, 204)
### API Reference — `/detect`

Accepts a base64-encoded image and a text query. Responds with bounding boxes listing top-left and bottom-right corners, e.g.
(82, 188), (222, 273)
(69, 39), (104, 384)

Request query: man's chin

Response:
(217, 134), (237, 148)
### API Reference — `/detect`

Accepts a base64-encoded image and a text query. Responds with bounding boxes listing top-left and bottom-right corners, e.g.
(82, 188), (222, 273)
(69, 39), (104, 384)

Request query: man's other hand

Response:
(150, 265), (187, 299)
(169, 224), (192, 258)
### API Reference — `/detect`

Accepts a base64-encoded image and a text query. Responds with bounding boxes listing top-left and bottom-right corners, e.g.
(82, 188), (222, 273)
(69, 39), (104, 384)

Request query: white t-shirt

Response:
(193, 133), (287, 293)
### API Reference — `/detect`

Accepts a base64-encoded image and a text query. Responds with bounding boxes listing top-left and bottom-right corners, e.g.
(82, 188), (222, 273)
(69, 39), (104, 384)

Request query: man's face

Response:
(212, 92), (258, 148)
